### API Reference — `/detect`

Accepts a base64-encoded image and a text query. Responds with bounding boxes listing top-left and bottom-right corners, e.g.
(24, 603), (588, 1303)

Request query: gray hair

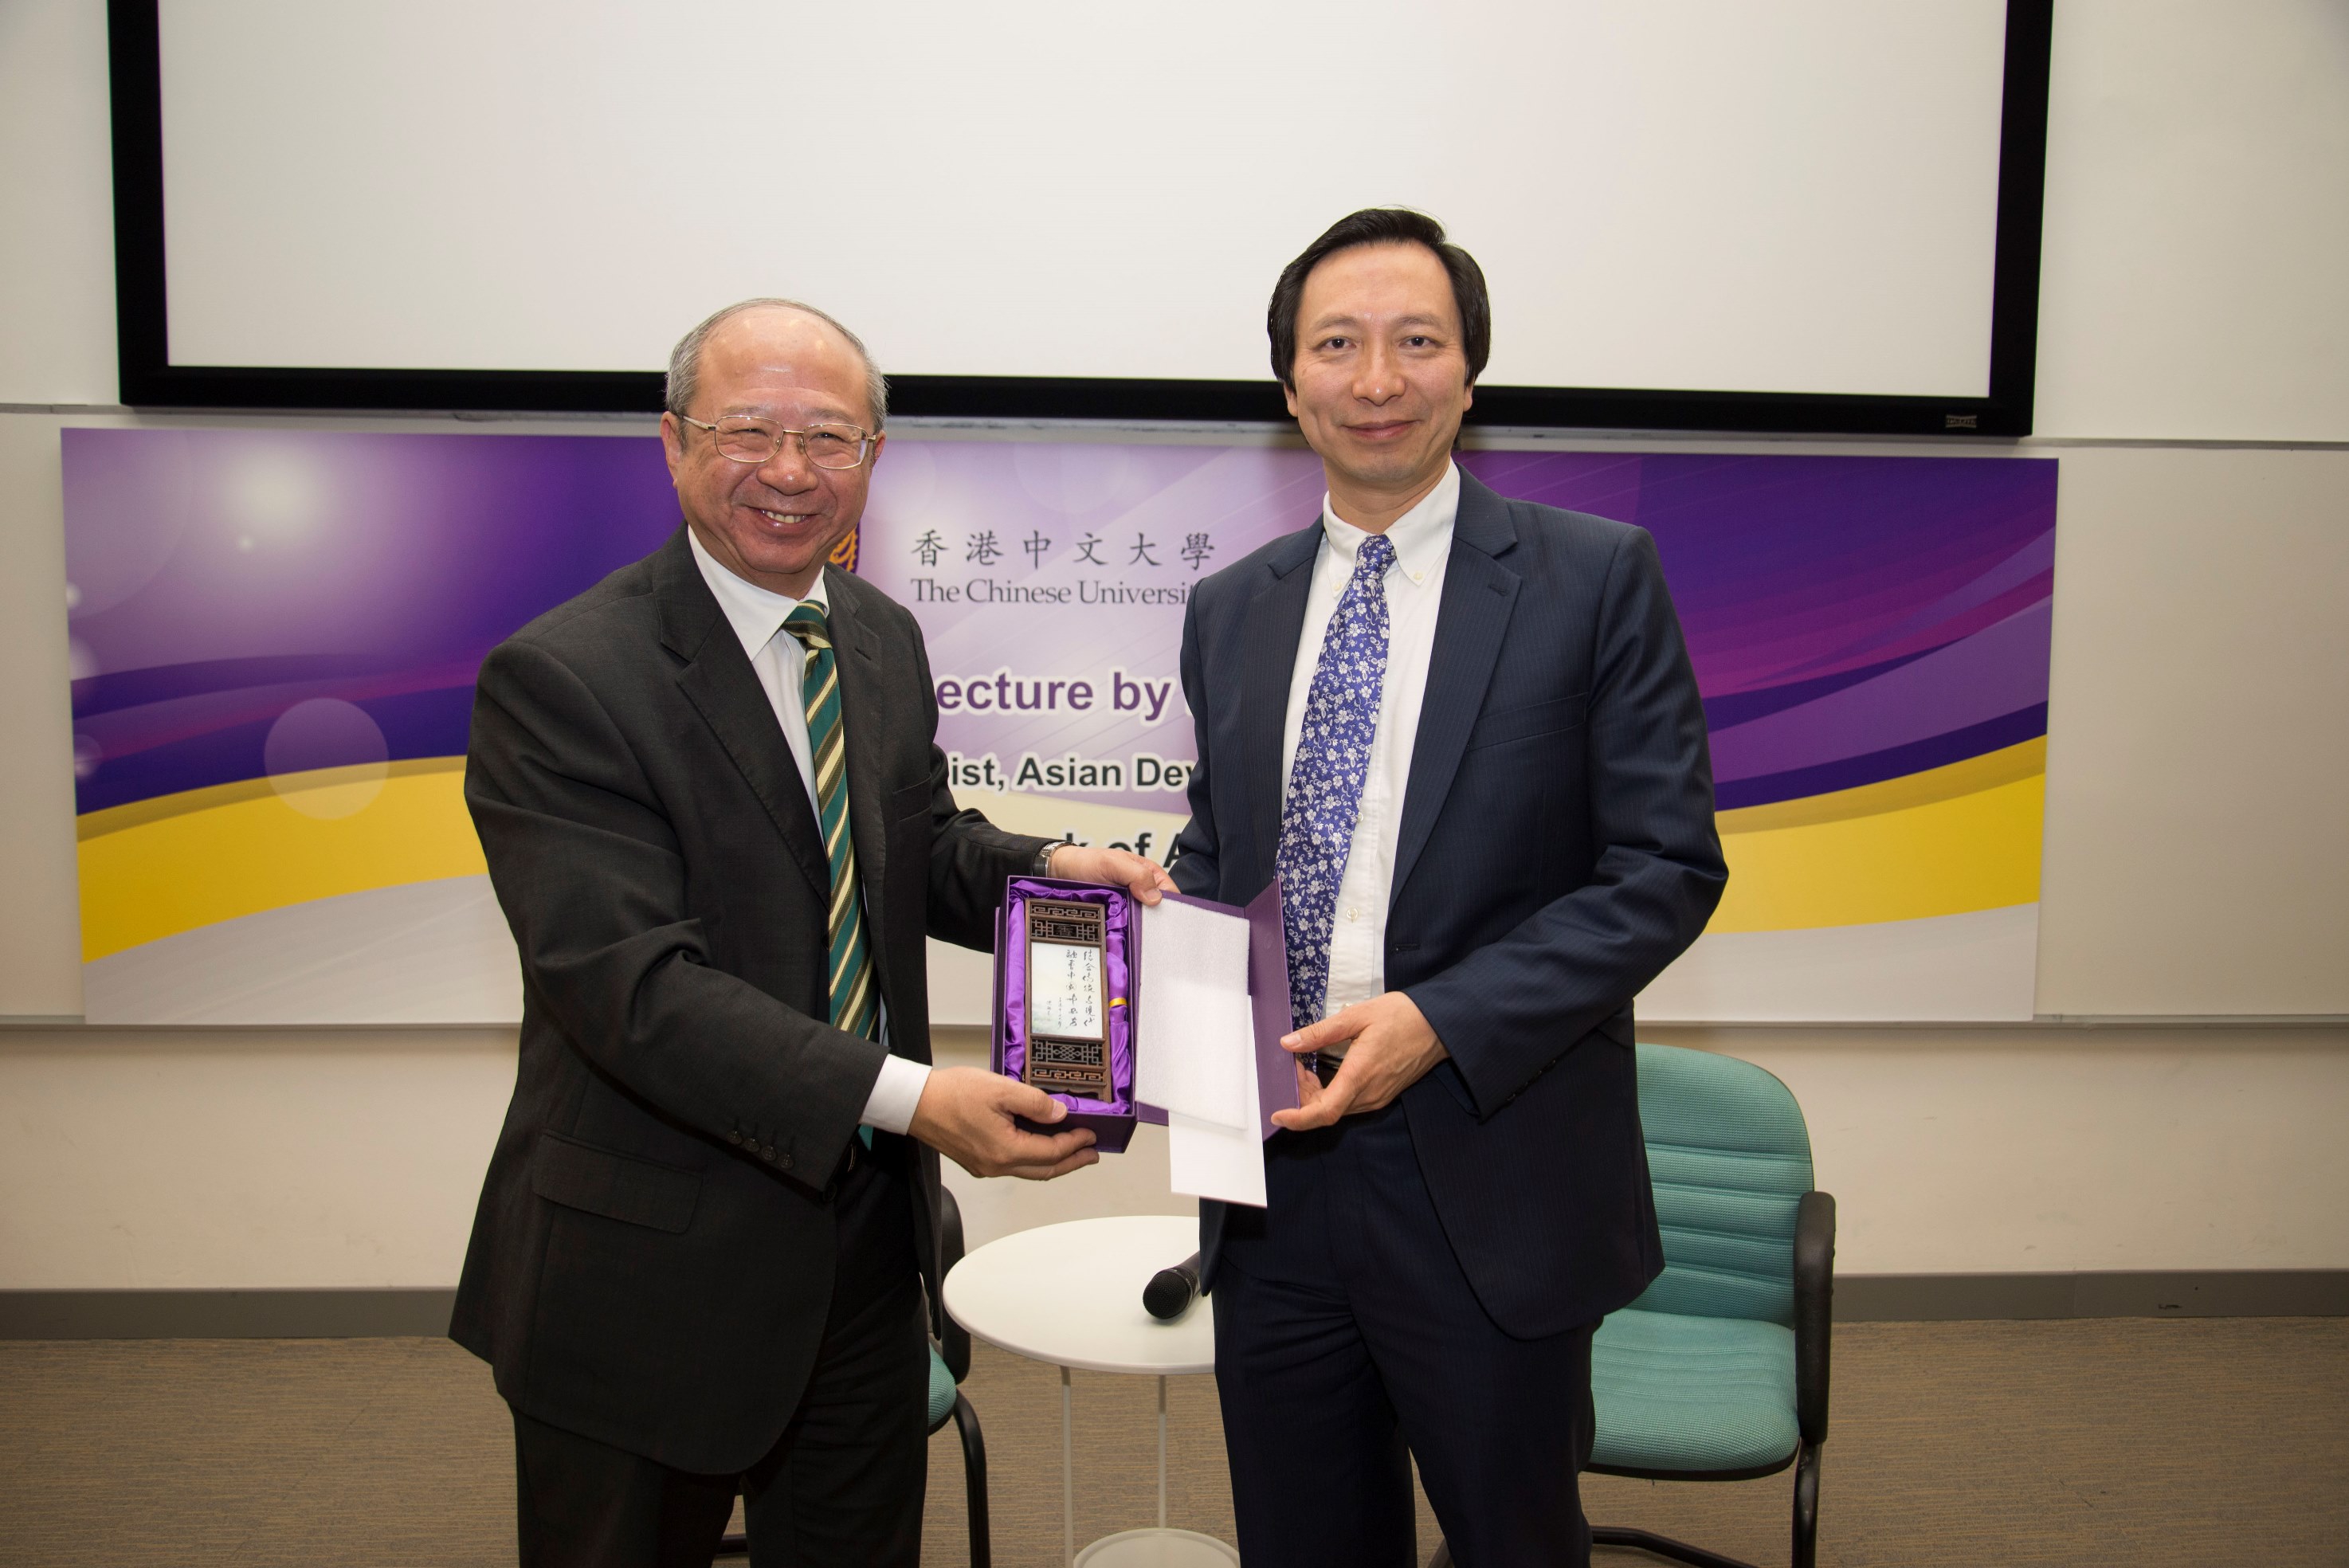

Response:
(664, 297), (890, 430)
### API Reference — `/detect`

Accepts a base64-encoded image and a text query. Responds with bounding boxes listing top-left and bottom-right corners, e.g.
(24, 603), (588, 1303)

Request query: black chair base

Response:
(1590, 1526), (1759, 1568)
(1430, 1442), (1821, 1568)
(1429, 1528), (1754, 1568)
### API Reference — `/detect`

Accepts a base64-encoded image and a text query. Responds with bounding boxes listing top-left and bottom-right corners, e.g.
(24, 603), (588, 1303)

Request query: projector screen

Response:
(114, 0), (2049, 433)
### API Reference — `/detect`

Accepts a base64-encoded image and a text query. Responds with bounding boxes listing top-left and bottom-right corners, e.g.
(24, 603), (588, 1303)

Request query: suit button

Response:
(778, 1154), (794, 1171)
(762, 1146), (776, 1162)
(728, 1131), (743, 1145)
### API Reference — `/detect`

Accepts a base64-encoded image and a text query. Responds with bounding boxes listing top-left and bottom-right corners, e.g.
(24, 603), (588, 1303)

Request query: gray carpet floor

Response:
(2, 1318), (2343, 1566)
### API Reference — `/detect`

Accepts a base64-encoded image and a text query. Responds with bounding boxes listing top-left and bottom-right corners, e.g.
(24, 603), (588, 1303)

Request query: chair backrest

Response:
(1629, 1042), (1814, 1327)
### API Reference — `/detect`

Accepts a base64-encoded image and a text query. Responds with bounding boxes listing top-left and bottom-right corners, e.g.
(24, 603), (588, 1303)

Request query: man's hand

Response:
(1270, 991), (1449, 1132)
(1047, 844), (1176, 905)
(908, 1065), (1100, 1179)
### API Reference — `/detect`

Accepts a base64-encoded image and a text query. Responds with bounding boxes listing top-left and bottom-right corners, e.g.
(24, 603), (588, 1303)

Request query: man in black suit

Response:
(1171, 210), (1727, 1565)
(453, 298), (1168, 1566)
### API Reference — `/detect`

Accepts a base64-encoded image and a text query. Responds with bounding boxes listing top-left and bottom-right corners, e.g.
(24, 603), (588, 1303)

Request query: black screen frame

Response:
(108, 0), (2051, 437)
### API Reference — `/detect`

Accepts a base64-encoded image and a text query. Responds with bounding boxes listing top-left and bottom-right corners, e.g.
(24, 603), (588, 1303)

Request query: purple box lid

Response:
(1131, 879), (1298, 1140)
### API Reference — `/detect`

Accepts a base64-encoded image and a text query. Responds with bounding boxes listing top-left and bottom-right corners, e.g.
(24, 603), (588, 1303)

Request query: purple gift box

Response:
(993, 876), (1300, 1153)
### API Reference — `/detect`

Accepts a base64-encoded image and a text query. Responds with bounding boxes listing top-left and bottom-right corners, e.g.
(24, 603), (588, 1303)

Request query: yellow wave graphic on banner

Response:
(1708, 738), (2045, 932)
(76, 738), (2046, 962)
(76, 759), (482, 962)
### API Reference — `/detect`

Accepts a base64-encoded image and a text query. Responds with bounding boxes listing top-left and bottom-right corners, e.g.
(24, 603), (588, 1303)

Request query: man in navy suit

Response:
(1169, 210), (1727, 1566)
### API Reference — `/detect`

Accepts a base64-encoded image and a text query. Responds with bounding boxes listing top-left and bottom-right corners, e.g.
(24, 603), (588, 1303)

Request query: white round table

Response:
(942, 1215), (1235, 1567)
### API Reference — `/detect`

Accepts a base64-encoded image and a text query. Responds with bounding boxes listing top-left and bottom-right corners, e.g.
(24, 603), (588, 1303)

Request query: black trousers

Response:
(1214, 1100), (1598, 1568)
(511, 1143), (929, 1568)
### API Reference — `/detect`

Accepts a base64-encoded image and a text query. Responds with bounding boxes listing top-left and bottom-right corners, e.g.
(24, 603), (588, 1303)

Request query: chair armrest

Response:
(1794, 1190), (1835, 1447)
(938, 1186), (972, 1383)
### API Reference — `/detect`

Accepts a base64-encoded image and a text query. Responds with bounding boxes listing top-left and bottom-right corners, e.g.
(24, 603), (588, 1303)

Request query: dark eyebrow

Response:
(1302, 312), (1452, 336)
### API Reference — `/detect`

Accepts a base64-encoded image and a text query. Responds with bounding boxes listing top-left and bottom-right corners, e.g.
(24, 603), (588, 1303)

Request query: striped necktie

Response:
(781, 602), (880, 1045)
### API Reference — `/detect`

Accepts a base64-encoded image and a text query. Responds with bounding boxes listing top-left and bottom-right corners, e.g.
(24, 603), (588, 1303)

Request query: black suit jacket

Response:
(1171, 471), (1727, 1337)
(451, 527), (1043, 1473)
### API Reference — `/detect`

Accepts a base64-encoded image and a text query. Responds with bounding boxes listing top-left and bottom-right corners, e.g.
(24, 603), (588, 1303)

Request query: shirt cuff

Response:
(861, 1054), (931, 1136)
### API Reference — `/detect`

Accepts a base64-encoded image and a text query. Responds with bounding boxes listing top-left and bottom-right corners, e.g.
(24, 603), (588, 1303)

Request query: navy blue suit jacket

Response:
(1170, 470), (1727, 1337)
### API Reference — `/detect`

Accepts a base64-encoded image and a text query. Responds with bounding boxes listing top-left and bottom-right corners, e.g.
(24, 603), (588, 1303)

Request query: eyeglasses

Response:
(675, 414), (876, 470)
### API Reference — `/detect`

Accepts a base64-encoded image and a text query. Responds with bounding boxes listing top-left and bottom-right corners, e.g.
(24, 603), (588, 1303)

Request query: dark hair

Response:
(1266, 208), (1491, 391)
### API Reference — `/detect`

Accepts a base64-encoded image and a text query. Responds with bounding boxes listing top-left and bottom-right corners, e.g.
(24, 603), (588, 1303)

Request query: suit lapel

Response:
(822, 570), (892, 946)
(1391, 474), (1522, 901)
(1240, 523), (1323, 885)
(657, 531), (830, 900)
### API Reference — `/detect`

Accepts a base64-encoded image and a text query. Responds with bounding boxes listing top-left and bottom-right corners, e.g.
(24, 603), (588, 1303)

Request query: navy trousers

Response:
(1213, 1100), (1598, 1568)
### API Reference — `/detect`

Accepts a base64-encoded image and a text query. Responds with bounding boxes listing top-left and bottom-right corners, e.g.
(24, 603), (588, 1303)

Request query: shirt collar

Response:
(1318, 460), (1459, 588)
(686, 525), (829, 663)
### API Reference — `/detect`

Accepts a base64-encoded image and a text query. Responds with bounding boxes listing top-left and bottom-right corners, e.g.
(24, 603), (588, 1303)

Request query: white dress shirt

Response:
(688, 530), (930, 1135)
(1279, 462), (1460, 1055)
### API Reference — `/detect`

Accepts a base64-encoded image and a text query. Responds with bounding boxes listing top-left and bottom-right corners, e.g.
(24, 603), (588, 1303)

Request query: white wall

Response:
(2, 0), (2344, 1292)
(0, 0), (116, 406)
(2033, 445), (2349, 1016)
(2033, 0), (2349, 441)
(8, 1024), (2345, 1290)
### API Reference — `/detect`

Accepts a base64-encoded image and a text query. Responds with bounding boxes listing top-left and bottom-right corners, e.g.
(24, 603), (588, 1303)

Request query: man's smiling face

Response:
(1284, 241), (1473, 519)
(660, 305), (884, 598)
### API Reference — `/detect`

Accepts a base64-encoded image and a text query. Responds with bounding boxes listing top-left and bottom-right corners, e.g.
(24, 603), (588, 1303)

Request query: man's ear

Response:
(658, 413), (685, 480)
(1283, 382), (1300, 419)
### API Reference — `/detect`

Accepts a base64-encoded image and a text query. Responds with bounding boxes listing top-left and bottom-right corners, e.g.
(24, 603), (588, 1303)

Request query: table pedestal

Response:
(1060, 1370), (1237, 1567)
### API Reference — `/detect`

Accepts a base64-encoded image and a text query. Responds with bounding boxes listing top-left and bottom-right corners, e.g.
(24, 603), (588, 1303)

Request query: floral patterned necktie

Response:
(1275, 532), (1395, 1053)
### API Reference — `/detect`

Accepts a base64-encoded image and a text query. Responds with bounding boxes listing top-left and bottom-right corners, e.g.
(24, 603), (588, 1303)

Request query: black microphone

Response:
(1143, 1251), (1204, 1321)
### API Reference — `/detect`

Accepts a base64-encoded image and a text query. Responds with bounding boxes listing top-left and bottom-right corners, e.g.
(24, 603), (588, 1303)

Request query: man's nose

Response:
(755, 433), (818, 487)
(1353, 343), (1405, 404)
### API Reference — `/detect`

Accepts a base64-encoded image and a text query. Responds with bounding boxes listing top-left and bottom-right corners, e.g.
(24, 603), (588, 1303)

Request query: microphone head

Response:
(1143, 1253), (1203, 1321)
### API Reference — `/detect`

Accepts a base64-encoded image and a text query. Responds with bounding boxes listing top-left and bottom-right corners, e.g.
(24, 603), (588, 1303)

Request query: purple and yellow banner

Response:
(63, 429), (2054, 1024)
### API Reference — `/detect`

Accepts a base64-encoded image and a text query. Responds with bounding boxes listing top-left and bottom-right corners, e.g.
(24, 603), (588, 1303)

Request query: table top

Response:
(943, 1215), (1214, 1375)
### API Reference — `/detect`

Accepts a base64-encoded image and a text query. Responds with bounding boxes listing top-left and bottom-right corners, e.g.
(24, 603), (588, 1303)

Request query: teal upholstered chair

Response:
(718, 1186), (991, 1566)
(1429, 1043), (1833, 1568)
(1584, 1042), (1835, 1568)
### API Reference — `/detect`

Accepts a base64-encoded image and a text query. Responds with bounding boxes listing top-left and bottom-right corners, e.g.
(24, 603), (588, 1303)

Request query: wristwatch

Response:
(1032, 841), (1069, 877)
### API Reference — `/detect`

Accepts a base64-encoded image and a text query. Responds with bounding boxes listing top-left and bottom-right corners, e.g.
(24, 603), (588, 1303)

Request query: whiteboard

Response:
(151, 0), (2013, 402)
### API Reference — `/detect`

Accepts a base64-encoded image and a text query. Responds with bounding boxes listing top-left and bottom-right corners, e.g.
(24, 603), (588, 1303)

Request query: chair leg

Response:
(952, 1390), (992, 1568)
(1791, 1442), (1822, 1568)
